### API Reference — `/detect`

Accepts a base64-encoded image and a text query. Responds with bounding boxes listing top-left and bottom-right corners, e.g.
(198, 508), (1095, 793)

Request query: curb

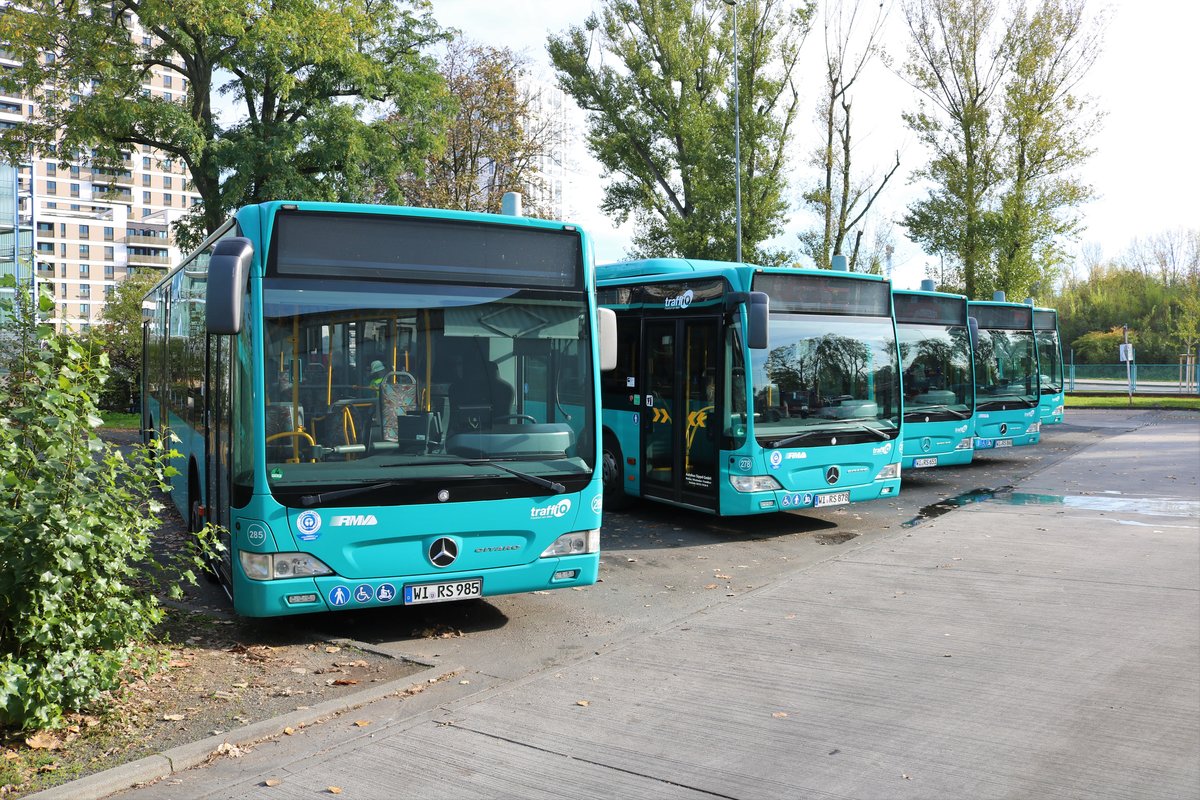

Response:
(28, 662), (460, 800)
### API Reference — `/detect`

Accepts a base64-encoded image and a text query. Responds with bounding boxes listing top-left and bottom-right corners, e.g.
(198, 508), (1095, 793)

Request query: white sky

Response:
(430, 0), (1200, 290)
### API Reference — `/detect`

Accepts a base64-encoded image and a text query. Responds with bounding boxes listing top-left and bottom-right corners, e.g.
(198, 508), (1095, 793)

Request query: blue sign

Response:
(974, 438), (995, 449)
(328, 586), (350, 607)
(377, 583), (396, 603)
(353, 584), (374, 603)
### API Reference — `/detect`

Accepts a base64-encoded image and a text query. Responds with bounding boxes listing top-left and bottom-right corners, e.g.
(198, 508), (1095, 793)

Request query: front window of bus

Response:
(258, 211), (594, 506)
(748, 313), (901, 446)
(1037, 331), (1063, 393)
(898, 323), (973, 421)
(975, 329), (1038, 408)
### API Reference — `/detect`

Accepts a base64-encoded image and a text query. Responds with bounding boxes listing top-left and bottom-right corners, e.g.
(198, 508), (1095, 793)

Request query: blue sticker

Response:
(353, 584), (374, 604)
(296, 510), (322, 541)
(377, 583), (396, 603)
(769, 450), (783, 470)
(802, 493), (813, 506)
(328, 586), (350, 607)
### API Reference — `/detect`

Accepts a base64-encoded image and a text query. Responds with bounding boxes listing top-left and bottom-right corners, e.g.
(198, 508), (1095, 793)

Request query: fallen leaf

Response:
(25, 732), (61, 750)
(162, 713), (186, 722)
(714, 573), (731, 579)
(264, 778), (282, 787)
(576, 699), (590, 707)
(325, 646), (341, 654)
(283, 727), (295, 735)
(328, 787), (343, 795)
(704, 584), (718, 590)
(772, 712), (788, 719)
(354, 720), (371, 728)
(332, 679), (359, 686)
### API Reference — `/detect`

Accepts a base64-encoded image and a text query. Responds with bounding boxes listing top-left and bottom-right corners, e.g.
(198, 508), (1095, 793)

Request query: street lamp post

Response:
(722, 0), (742, 264)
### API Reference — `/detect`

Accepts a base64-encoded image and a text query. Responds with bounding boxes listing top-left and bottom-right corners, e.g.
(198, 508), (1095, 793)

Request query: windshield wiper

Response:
(300, 480), (404, 507)
(379, 457), (567, 494)
(766, 429), (833, 448)
(905, 404), (969, 420)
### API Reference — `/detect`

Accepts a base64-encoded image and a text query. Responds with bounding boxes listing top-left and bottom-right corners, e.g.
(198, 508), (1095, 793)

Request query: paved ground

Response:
(53, 410), (1200, 799)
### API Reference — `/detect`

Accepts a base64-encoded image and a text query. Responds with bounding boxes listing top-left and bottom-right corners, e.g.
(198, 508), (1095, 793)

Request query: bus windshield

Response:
(1037, 330), (1064, 393)
(898, 323), (973, 421)
(975, 329), (1037, 408)
(748, 313), (900, 443)
(259, 277), (595, 504)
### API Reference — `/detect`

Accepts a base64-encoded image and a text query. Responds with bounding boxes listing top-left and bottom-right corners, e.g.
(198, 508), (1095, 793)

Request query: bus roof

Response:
(597, 257), (889, 285)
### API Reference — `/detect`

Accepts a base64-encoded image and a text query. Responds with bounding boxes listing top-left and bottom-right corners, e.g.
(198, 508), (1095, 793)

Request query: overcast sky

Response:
(430, 0), (1199, 290)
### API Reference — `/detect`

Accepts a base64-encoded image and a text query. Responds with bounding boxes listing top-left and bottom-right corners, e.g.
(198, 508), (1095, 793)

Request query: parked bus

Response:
(1034, 306), (1065, 425)
(143, 201), (616, 617)
(966, 293), (1041, 451)
(893, 281), (976, 469)
(596, 257), (902, 516)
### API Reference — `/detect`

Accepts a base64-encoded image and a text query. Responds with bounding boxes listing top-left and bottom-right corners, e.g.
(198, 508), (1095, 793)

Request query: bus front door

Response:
(641, 318), (720, 512)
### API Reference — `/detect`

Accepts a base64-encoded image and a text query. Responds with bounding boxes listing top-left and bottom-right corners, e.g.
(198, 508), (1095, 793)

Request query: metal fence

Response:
(1068, 361), (1200, 394)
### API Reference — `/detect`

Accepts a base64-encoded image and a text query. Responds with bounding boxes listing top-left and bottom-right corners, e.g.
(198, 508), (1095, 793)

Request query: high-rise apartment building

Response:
(1, 35), (199, 332)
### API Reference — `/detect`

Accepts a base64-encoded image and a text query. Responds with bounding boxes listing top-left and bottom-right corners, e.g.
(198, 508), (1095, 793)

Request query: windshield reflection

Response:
(975, 329), (1037, 408)
(1037, 331), (1064, 392)
(898, 323), (973, 420)
(258, 278), (595, 500)
(747, 314), (900, 443)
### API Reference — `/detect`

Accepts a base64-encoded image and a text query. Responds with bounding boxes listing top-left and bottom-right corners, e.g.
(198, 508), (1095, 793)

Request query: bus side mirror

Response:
(597, 307), (618, 371)
(967, 316), (979, 349)
(747, 291), (769, 350)
(207, 237), (253, 335)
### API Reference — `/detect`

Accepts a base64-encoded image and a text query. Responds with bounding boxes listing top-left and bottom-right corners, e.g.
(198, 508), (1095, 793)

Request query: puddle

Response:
(903, 487), (1200, 528)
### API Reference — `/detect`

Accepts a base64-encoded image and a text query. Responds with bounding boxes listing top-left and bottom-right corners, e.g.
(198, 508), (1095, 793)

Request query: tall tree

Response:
(548, 0), (815, 264)
(0, 0), (448, 247)
(798, 0), (899, 270)
(397, 39), (561, 217)
(899, 0), (1014, 298)
(990, 0), (1102, 299)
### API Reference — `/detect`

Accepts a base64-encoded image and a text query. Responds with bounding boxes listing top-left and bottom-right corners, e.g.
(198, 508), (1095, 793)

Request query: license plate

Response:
(404, 579), (482, 605)
(995, 439), (1013, 448)
(815, 491), (851, 508)
(914, 457), (938, 468)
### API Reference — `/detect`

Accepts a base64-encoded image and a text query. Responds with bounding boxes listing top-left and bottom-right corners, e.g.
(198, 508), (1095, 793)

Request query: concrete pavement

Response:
(53, 410), (1200, 799)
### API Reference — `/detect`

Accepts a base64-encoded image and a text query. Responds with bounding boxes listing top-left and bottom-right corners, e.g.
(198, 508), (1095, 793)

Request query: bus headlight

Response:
(729, 475), (783, 493)
(1053, 406), (1064, 416)
(955, 437), (974, 450)
(239, 551), (335, 581)
(875, 463), (901, 481)
(541, 529), (600, 557)
(1028, 422), (1041, 434)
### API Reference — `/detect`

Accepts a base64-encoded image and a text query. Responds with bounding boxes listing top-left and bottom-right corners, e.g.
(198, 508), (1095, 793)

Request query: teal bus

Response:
(966, 293), (1041, 451)
(143, 201), (616, 617)
(893, 281), (975, 469)
(1034, 306), (1065, 425)
(596, 258), (902, 516)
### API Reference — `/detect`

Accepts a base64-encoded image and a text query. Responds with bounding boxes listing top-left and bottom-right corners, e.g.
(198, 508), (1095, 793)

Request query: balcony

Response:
(124, 233), (169, 246)
(94, 188), (133, 203)
(127, 252), (171, 266)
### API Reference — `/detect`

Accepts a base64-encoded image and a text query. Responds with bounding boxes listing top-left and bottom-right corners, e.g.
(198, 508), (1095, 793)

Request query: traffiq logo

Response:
(664, 290), (694, 310)
(531, 499), (573, 519)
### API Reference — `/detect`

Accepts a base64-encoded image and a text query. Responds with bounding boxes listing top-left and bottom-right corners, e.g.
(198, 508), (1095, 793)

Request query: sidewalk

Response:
(55, 412), (1200, 799)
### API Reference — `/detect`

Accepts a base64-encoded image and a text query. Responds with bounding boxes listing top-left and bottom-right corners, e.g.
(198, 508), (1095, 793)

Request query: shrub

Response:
(0, 279), (194, 731)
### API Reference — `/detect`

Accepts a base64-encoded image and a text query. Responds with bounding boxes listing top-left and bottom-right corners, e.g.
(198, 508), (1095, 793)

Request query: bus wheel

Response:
(602, 433), (632, 511)
(189, 498), (219, 584)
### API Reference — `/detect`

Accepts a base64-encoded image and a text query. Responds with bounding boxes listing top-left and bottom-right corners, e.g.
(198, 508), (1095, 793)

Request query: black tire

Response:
(602, 432), (633, 511)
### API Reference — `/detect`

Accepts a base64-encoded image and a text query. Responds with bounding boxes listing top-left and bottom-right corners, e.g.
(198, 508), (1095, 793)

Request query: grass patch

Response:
(99, 411), (141, 429)
(1066, 393), (1200, 410)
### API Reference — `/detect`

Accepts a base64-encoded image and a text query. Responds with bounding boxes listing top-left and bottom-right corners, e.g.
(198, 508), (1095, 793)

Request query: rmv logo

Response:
(332, 514), (378, 526)
(531, 499), (573, 519)
(664, 289), (694, 310)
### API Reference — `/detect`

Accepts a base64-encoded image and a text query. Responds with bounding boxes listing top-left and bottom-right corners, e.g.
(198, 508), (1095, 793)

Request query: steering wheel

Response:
(496, 414), (538, 425)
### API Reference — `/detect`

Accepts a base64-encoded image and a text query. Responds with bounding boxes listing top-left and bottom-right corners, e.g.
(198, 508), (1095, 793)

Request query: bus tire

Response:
(602, 432), (632, 511)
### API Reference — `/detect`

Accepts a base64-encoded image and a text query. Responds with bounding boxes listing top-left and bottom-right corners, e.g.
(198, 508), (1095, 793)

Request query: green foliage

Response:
(899, 0), (1102, 299)
(0, 279), (199, 732)
(549, 0), (815, 264)
(0, 0), (449, 247)
(396, 39), (554, 216)
(86, 272), (160, 412)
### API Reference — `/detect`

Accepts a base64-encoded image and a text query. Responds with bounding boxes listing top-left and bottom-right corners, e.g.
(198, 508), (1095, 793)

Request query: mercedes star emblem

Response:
(429, 537), (458, 568)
